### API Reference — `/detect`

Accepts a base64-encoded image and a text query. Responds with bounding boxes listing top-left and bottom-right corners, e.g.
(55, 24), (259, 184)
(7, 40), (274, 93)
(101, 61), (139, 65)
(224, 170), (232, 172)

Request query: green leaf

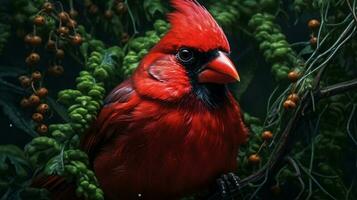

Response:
(0, 67), (26, 78)
(0, 145), (33, 200)
(143, 0), (165, 20)
(43, 153), (64, 176)
(0, 79), (26, 95)
(0, 71), (38, 137)
(299, 44), (314, 56)
(0, 91), (38, 137)
(46, 97), (70, 123)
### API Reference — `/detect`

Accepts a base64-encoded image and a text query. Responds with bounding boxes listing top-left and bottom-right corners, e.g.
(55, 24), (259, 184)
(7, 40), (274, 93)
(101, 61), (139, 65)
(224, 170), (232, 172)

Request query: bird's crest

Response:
(158, 0), (230, 53)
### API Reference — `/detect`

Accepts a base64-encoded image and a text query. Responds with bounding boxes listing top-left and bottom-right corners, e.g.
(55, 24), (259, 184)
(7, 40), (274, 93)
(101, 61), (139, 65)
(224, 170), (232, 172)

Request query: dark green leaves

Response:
(0, 67), (38, 138)
(143, 0), (166, 20)
(0, 145), (31, 200)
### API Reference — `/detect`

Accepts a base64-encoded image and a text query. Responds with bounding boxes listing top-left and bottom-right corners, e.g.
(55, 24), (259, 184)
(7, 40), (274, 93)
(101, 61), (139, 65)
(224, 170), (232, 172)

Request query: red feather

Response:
(155, 0), (230, 53)
(32, 175), (79, 200)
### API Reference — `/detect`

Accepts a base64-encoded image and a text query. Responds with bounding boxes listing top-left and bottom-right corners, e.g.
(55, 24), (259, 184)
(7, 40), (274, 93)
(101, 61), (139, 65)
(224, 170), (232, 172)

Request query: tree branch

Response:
(206, 78), (357, 200)
(318, 78), (357, 99)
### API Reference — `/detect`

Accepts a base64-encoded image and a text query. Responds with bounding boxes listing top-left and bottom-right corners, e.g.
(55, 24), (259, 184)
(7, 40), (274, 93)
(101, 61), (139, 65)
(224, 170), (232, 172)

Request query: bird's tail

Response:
(32, 175), (81, 200)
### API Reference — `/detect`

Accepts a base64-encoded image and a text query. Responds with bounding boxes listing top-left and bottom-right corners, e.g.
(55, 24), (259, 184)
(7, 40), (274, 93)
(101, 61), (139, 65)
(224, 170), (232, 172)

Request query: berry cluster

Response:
(19, 1), (83, 134)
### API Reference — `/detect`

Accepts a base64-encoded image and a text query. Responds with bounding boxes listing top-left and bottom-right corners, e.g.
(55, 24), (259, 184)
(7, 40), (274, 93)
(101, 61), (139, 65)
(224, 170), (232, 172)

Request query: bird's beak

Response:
(198, 51), (240, 84)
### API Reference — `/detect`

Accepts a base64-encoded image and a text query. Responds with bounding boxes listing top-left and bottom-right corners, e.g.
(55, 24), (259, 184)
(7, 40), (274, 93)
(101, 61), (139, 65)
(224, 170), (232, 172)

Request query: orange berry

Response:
(36, 103), (49, 114)
(287, 71), (300, 82)
(26, 53), (40, 65)
(310, 36), (317, 47)
(57, 26), (69, 36)
(33, 15), (46, 26)
(32, 36), (42, 46)
(308, 19), (320, 29)
(287, 93), (299, 103)
(58, 12), (69, 22)
(25, 35), (42, 46)
(18, 75), (32, 88)
(36, 88), (48, 98)
(261, 131), (273, 140)
(43, 2), (54, 13)
(248, 154), (261, 165)
(36, 124), (48, 134)
(31, 71), (42, 81)
(71, 34), (82, 45)
(283, 99), (296, 110)
(55, 49), (65, 59)
(29, 94), (41, 105)
(32, 113), (44, 122)
(66, 19), (77, 28)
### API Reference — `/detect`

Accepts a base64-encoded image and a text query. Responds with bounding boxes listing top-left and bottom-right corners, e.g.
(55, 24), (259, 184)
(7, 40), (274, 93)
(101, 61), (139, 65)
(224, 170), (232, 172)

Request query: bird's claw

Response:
(216, 172), (241, 200)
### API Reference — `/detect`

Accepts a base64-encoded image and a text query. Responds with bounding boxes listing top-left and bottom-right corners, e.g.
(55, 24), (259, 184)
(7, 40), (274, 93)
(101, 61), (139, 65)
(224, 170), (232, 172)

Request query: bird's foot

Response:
(216, 172), (241, 200)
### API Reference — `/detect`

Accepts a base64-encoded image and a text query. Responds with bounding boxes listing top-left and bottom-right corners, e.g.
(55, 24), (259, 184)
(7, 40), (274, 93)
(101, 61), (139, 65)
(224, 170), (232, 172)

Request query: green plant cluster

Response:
(143, 0), (166, 20)
(311, 133), (349, 197)
(208, 0), (280, 29)
(293, 0), (316, 12)
(0, 145), (49, 199)
(209, 0), (240, 29)
(121, 19), (169, 77)
(237, 0), (279, 17)
(293, 0), (339, 13)
(23, 30), (124, 199)
(248, 13), (299, 81)
(11, 0), (45, 25)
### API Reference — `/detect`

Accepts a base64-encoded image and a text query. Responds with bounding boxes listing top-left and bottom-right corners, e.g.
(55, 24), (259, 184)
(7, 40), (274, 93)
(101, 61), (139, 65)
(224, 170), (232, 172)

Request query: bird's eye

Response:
(177, 48), (194, 63)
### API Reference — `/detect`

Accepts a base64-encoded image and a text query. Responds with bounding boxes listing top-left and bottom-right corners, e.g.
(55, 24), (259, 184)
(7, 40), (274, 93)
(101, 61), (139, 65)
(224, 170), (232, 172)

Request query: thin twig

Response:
(319, 78), (357, 98)
(286, 157), (305, 200)
(299, 162), (337, 200)
(346, 0), (357, 25)
(346, 104), (357, 147)
(206, 78), (357, 200)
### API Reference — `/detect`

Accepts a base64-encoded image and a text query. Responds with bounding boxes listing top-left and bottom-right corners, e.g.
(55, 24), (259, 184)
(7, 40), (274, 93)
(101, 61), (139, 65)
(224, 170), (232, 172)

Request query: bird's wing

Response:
(81, 78), (140, 159)
(32, 80), (140, 198)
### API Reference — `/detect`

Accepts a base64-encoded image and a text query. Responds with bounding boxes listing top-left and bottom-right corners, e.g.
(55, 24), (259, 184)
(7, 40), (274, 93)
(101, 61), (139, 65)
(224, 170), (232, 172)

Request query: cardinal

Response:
(36, 0), (248, 199)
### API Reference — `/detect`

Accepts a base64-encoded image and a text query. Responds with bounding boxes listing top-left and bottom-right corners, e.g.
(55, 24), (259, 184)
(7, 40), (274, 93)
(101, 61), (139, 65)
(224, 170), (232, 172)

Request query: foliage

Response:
(248, 13), (300, 81)
(0, 0), (356, 200)
(0, 145), (49, 200)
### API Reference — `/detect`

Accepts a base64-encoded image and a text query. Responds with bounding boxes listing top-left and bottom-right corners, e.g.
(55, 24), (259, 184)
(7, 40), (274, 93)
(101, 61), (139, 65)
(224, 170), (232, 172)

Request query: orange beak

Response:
(198, 51), (240, 84)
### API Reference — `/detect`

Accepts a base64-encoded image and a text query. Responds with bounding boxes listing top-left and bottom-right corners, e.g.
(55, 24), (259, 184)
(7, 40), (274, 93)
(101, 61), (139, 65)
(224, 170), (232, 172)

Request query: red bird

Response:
(38, 0), (248, 199)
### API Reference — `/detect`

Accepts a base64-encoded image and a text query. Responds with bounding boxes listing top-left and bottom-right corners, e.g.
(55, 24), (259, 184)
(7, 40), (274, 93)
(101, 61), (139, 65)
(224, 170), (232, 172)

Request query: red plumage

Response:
(35, 0), (248, 199)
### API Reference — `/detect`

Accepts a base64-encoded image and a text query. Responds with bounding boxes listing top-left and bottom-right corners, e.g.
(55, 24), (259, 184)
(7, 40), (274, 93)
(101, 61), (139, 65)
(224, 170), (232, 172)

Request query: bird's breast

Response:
(93, 98), (245, 199)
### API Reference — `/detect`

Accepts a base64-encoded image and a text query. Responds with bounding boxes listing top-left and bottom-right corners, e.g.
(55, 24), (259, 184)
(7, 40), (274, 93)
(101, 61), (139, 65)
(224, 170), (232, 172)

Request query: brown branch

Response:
(318, 78), (357, 99)
(206, 78), (357, 200)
